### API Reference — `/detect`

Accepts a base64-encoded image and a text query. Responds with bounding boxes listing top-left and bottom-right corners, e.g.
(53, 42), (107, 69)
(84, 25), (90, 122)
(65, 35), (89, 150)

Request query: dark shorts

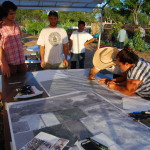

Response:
(8, 63), (27, 74)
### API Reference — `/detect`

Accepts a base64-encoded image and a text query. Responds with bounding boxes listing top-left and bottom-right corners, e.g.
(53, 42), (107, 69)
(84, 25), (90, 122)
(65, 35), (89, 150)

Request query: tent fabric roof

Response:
(0, 0), (104, 12)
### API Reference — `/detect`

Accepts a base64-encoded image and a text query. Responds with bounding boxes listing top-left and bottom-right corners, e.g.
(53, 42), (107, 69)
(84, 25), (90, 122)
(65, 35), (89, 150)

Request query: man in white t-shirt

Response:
(117, 26), (127, 49)
(37, 10), (69, 69)
(69, 21), (95, 69)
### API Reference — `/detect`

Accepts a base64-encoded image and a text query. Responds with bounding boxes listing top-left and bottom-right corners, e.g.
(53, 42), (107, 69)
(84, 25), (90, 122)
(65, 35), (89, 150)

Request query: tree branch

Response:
(102, 0), (111, 10)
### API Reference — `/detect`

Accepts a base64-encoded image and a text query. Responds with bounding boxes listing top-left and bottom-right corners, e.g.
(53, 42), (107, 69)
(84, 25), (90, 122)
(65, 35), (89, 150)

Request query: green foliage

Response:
(111, 22), (123, 40)
(15, 9), (48, 35)
(133, 31), (145, 51)
(108, 0), (122, 8)
(144, 42), (150, 51)
(105, 0), (149, 25)
(125, 31), (150, 52)
(58, 11), (97, 25)
(59, 20), (78, 31)
(100, 39), (113, 46)
(138, 13), (149, 25)
(16, 9), (48, 24)
(103, 7), (125, 23)
(126, 39), (135, 49)
(25, 21), (46, 35)
(142, 0), (150, 16)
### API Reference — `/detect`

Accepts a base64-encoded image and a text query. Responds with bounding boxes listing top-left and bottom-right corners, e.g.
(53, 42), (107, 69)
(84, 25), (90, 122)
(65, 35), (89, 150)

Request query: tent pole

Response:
(98, 7), (103, 49)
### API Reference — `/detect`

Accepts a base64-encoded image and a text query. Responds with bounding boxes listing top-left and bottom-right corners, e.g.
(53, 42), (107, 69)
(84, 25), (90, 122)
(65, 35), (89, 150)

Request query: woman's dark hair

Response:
(116, 46), (139, 64)
(2, 1), (17, 16)
(0, 6), (7, 21)
(78, 21), (85, 26)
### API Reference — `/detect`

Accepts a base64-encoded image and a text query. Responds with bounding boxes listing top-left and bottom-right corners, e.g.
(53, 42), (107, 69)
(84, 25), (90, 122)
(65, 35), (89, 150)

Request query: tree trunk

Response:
(133, 10), (138, 25)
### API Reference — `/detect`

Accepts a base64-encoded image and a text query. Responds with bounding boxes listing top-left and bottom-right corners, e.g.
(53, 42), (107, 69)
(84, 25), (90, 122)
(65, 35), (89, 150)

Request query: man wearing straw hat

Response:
(88, 47), (121, 80)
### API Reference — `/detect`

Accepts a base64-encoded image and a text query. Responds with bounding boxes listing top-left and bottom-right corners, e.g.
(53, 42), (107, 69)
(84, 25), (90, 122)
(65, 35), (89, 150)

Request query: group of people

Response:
(0, 1), (149, 98)
(37, 11), (95, 70)
(89, 46), (150, 98)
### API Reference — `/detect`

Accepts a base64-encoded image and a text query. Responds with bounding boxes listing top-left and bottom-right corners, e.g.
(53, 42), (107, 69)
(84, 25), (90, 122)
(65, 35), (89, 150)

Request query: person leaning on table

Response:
(88, 47), (122, 80)
(99, 47), (150, 98)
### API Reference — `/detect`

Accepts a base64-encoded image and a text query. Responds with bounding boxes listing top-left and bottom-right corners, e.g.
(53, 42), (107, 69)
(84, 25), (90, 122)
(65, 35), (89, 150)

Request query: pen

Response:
(133, 111), (150, 114)
(9, 82), (22, 85)
(129, 113), (150, 119)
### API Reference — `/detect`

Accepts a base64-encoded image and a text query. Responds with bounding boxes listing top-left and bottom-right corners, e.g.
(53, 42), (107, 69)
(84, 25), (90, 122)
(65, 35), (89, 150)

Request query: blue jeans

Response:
(119, 42), (124, 49)
(70, 53), (85, 69)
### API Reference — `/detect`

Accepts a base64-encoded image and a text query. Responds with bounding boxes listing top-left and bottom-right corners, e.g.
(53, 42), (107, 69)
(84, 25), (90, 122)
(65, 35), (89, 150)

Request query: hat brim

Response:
(93, 47), (118, 70)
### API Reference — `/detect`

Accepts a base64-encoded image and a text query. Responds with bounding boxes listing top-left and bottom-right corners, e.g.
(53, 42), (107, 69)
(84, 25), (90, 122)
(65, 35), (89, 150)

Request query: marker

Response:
(133, 111), (142, 113)
(133, 111), (150, 114)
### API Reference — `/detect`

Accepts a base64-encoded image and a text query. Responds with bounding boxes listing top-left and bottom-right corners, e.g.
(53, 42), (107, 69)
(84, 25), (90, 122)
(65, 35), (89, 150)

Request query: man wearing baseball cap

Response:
(88, 47), (121, 80)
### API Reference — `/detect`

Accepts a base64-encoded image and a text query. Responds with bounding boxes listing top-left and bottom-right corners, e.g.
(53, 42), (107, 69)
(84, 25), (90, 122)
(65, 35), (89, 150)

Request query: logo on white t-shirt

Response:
(48, 32), (61, 46)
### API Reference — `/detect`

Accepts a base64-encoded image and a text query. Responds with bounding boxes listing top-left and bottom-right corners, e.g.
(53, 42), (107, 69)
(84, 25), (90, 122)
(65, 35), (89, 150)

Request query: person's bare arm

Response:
(88, 66), (100, 80)
(84, 38), (95, 46)
(0, 46), (10, 77)
(69, 39), (73, 54)
(99, 72), (127, 85)
(108, 79), (142, 96)
(63, 43), (69, 68)
(40, 45), (45, 68)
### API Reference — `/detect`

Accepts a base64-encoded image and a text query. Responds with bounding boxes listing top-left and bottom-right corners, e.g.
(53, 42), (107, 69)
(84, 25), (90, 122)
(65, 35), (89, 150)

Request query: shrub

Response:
(59, 20), (78, 33)
(125, 31), (150, 52)
(24, 21), (46, 35)
(111, 22), (123, 41)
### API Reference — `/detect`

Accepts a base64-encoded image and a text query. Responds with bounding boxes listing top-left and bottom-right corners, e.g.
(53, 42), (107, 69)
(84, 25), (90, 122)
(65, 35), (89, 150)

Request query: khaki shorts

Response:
(44, 61), (66, 69)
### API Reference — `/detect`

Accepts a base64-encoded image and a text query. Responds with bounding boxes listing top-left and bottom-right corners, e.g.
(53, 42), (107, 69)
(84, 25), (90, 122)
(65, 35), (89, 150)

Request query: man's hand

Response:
(63, 59), (68, 68)
(88, 75), (95, 80)
(107, 81), (117, 90)
(1, 63), (11, 77)
(98, 78), (111, 85)
(41, 60), (45, 68)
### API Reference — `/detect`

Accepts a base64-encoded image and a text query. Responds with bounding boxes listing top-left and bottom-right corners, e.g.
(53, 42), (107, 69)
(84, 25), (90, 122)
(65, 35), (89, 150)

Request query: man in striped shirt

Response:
(99, 47), (150, 98)
(0, 1), (27, 77)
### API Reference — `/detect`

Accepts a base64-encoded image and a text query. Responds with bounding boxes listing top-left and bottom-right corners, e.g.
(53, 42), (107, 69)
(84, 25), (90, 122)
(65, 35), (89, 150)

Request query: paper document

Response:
(14, 86), (43, 99)
(19, 132), (69, 150)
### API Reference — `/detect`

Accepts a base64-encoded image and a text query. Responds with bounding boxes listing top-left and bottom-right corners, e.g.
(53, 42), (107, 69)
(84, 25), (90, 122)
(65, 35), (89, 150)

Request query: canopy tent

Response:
(0, 0), (105, 47)
(0, 0), (104, 12)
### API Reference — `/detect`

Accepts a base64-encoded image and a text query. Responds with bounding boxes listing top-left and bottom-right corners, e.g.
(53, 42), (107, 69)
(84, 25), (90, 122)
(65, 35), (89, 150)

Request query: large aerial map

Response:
(6, 70), (150, 150)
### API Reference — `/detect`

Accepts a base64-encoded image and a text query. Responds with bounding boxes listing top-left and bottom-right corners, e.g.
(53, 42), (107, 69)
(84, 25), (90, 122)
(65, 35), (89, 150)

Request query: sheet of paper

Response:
(14, 86), (43, 99)
(19, 132), (69, 150)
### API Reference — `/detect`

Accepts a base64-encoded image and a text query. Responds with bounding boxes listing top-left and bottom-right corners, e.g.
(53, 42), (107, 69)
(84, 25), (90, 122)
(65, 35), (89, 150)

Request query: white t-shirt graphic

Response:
(37, 26), (68, 64)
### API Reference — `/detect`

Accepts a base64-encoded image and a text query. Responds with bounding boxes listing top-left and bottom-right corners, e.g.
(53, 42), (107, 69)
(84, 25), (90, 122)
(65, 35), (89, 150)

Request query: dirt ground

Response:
(23, 35), (150, 64)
